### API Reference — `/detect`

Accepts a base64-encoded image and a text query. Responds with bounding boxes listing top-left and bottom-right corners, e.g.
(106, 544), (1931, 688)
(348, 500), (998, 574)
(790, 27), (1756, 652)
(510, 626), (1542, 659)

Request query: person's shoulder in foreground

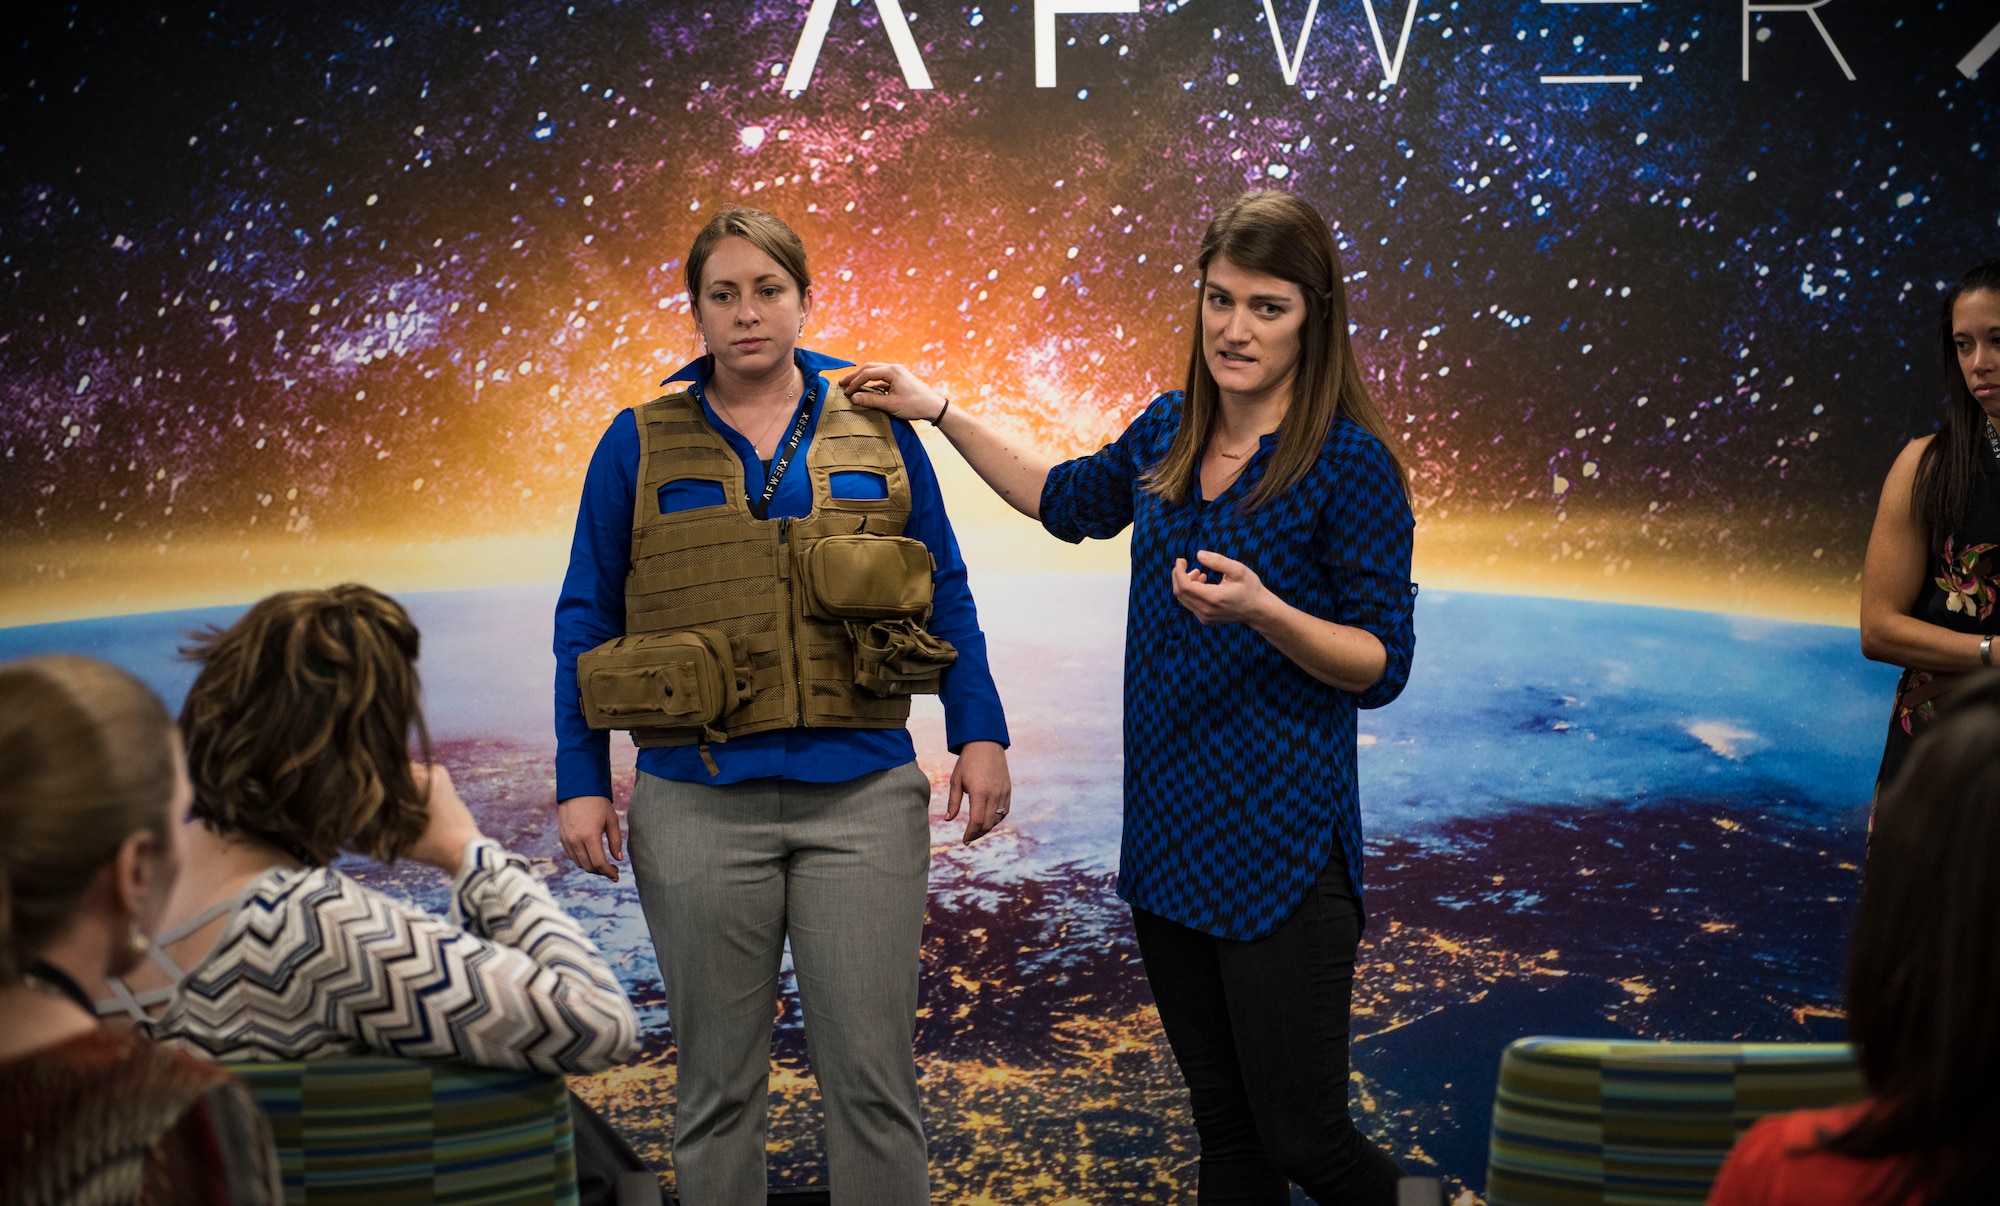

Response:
(1708, 1101), (1915, 1206)
(0, 1027), (279, 1206)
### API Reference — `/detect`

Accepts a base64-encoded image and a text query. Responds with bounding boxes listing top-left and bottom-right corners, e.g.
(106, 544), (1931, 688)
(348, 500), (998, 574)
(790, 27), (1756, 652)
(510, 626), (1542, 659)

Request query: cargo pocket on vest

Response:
(797, 533), (935, 620)
(848, 618), (958, 696)
(576, 627), (753, 738)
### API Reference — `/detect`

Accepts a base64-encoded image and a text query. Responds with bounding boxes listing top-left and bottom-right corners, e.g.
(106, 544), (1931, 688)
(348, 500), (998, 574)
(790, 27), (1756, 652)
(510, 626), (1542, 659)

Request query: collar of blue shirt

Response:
(660, 346), (857, 390)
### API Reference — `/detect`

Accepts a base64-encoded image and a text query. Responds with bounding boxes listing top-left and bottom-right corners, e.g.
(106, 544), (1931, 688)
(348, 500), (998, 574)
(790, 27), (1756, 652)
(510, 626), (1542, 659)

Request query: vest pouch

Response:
(848, 618), (958, 696)
(576, 627), (751, 733)
(799, 534), (935, 621)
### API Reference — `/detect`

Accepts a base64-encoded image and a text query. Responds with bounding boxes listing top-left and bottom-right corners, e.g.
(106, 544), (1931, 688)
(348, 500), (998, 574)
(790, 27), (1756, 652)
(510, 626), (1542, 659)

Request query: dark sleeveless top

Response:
(1876, 435), (2000, 789)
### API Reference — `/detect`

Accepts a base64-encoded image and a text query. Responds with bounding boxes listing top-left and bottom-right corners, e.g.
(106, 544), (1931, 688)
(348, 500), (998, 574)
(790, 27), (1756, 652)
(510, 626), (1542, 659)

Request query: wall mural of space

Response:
(4, 1), (1997, 1199)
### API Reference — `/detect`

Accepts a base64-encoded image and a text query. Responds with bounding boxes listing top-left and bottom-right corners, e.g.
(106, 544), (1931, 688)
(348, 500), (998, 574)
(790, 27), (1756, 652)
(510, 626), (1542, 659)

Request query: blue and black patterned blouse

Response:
(1041, 392), (1417, 941)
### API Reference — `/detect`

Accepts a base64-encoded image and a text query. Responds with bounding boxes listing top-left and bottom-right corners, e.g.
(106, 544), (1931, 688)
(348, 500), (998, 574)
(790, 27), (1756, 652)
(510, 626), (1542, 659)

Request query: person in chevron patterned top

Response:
(100, 585), (642, 1077)
(844, 189), (1417, 1205)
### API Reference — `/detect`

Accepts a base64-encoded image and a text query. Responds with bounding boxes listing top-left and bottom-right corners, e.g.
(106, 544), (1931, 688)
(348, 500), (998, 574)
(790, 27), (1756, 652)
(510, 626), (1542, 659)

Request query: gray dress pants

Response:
(626, 761), (933, 1206)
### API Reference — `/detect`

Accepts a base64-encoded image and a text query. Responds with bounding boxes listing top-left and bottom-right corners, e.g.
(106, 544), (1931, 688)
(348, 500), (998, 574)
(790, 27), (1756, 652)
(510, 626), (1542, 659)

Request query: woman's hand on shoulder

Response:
(406, 762), (485, 875)
(839, 363), (948, 424)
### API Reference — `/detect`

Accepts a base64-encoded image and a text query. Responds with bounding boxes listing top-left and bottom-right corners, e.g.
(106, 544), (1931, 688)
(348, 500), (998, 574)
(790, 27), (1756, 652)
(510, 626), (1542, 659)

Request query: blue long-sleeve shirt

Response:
(553, 348), (1008, 799)
(1041, 392), (1416, 940)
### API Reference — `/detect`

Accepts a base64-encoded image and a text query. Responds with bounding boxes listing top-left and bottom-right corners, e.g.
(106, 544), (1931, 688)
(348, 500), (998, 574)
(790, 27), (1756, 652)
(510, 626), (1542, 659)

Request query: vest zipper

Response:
(779, 517), (805, 728)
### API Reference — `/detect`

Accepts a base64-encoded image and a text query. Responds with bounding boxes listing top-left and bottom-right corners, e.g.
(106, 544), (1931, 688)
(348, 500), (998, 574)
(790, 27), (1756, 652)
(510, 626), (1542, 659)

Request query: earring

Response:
(797, 320), (805, 336)
(128, 924), (150, 957)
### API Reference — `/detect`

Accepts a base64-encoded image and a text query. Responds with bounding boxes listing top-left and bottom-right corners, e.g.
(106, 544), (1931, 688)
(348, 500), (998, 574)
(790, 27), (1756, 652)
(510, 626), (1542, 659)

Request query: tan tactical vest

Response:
(574, 381), (956, 763)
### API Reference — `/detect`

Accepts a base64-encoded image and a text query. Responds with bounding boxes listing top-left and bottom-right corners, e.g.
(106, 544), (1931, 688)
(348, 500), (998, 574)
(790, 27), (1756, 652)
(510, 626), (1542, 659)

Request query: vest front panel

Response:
(623, 384), (931, 746)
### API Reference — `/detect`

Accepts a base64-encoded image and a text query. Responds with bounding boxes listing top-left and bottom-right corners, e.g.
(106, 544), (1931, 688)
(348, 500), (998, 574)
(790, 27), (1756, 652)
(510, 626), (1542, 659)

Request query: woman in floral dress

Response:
(1861, 258), (2000, 789)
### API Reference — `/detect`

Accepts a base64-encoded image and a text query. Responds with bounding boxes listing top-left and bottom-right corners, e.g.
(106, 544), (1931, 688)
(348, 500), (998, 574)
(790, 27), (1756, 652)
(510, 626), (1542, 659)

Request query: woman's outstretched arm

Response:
(841, 363), (1056, 520)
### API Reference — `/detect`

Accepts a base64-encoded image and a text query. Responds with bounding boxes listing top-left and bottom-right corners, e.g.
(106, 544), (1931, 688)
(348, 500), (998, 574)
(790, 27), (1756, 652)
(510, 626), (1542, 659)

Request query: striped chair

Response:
(1486, 1038), (1864, 1205)
(222, 1057), (579, 1206)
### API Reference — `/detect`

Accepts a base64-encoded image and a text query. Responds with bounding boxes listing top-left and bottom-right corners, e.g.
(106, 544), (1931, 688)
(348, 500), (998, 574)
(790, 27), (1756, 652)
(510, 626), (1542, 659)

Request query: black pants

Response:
(1132, 856), (1403, 1206)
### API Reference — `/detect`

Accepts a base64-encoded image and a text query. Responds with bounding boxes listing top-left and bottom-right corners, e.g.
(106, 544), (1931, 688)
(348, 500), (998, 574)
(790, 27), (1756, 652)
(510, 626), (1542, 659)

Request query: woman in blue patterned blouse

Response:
(844, 189), (1416, 1205)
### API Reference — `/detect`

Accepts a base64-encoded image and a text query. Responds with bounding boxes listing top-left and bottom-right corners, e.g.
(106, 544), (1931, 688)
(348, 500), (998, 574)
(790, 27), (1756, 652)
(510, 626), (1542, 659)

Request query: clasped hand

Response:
(1171, 550), (1274, 627)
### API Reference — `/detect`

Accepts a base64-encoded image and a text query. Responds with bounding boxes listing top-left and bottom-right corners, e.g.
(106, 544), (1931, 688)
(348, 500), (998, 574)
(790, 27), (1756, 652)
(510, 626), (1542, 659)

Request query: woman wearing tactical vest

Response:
(552, 205), (1012, 1206)
(842, 190), (1416, 1206)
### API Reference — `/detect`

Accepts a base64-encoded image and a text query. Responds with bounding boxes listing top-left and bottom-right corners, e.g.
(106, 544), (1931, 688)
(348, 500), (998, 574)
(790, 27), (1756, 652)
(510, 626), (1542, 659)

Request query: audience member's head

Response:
(179, 584), (431, 866)
(1834, 671), (2000, 1196)
(1939, 256), (2000, 413)
(1913, 258), (2000, 546)
(0, 655), (182, 989)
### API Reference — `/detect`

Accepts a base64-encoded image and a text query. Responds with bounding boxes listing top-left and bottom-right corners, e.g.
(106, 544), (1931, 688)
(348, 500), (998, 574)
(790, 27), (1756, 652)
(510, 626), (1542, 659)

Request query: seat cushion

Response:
(222, 1057), (578, 1206)
(1485, 1038), (1864, 1206)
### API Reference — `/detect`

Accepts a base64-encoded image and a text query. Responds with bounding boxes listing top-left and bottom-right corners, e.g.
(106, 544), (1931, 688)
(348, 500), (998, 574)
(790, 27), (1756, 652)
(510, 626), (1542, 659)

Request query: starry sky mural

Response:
(5, 6), (1998, 1199)
(3, 1), (1996, 622)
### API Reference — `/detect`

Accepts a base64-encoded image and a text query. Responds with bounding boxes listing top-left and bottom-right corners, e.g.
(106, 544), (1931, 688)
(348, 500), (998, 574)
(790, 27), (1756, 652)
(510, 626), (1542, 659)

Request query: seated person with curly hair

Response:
(101, 584), (640, 1076)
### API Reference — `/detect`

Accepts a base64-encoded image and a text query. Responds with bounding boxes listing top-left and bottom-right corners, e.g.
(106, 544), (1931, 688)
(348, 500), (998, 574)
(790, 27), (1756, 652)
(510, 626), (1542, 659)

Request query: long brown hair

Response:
(0, 655), (177, 984)
(179, 584), (431, 866)
(1911, 258), (2000, 553)
(1823, 672), (2000, 1201)
(1140, 189), (1407, 511)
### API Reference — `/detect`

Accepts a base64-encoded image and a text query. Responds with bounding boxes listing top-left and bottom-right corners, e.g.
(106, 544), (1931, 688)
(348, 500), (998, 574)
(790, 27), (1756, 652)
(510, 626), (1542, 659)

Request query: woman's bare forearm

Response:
(840, 363), (1056, 519)
(933, 405), (1056, 521)
(1859, 609), (1988, 674)
(1248, 594), (1388, 692)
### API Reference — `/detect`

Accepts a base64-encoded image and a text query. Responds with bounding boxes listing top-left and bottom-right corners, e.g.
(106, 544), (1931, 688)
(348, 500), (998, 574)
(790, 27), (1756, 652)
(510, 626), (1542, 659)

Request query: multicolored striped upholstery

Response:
(222, 1057), (579, 1206)
(1486, 1038), (1864, 1205)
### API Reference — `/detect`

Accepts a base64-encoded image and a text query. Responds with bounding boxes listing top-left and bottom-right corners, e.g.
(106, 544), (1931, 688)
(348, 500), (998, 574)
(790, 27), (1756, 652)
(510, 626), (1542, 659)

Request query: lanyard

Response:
(713, 384), (813, 521)
(752, 394), (814, 520)
(693, 373), (816, 520)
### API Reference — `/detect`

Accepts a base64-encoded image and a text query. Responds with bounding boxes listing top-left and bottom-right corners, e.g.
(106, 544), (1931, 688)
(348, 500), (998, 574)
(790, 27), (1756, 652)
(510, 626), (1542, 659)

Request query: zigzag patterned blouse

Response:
(108, 839), (640, 1075)
(1041, 392), (1418, 941)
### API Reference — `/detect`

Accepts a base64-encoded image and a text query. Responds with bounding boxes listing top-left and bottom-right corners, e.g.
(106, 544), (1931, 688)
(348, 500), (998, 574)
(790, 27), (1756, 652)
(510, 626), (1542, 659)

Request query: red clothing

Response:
(0, 1027), (278, 1206)
(1708, 1100), (1917, 1206)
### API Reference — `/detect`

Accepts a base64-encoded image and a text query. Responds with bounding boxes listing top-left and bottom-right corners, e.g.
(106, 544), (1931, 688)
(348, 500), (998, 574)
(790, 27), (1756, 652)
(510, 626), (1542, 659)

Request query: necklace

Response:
(1209, 429), (1267, 461)
(709, 370), (800, 454)
(25, 959), (97, 1016)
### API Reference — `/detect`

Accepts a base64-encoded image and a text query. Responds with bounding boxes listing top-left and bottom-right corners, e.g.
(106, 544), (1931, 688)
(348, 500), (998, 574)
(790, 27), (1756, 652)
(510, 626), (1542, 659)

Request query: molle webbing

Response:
(623, 384), (928, 746)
